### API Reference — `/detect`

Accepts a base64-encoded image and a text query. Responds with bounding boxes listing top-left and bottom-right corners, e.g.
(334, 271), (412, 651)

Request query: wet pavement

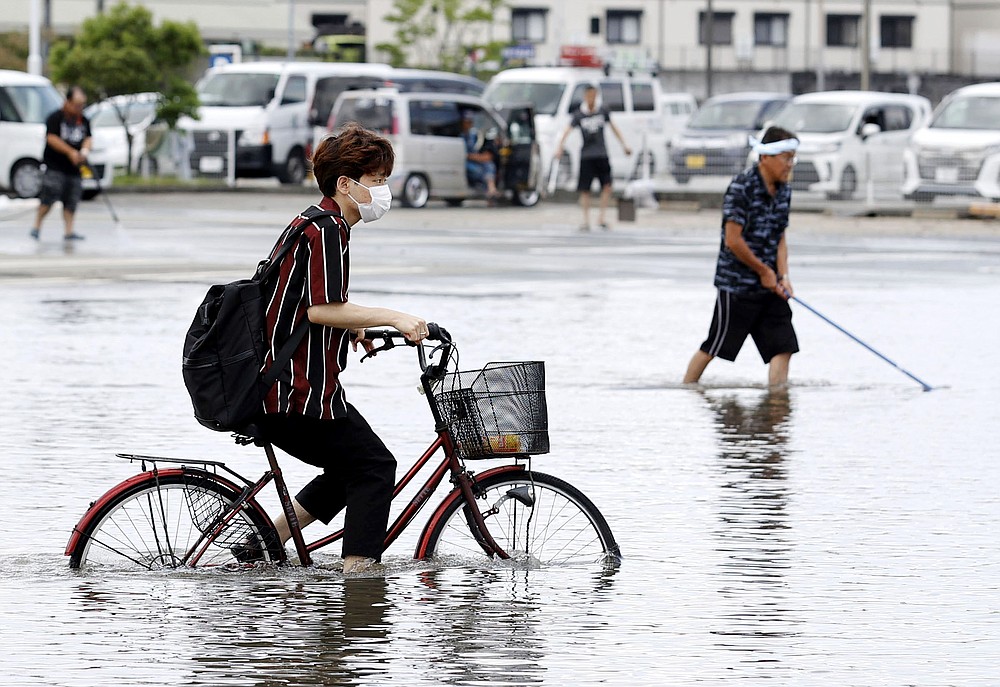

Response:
(1, 192), (998, 685)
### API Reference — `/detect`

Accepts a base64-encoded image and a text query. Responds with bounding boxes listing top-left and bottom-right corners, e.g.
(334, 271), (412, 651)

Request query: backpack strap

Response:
(259, 209), (344, 282)
(258, 209), (345, 390)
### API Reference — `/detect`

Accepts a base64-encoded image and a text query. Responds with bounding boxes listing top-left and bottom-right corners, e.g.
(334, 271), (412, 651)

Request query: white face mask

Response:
(348, 179), (392, 223)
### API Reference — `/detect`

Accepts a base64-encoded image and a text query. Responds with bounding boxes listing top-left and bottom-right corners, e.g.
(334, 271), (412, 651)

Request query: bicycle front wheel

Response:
(68, 472), (284, 570)
(421, 470), (621, 567)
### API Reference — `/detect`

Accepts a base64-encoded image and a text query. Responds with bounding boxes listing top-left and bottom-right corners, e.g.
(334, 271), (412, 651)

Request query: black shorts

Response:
(578, 157), (612, 192)
(39, 168), (83, 212)
(699, 289), (799, 363)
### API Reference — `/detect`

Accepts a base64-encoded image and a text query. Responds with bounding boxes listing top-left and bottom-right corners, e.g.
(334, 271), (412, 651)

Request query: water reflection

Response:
(701, 389), (800, 663)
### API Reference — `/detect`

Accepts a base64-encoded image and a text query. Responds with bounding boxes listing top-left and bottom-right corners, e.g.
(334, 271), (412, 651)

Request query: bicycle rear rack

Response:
(115, 453), (256, 488)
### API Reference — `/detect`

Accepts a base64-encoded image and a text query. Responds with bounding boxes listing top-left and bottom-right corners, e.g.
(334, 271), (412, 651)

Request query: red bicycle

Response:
(65, 325), (620, 570)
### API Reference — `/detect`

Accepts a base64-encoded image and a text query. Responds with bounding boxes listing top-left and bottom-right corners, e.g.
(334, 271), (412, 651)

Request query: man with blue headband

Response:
(683, 125), (800, 386)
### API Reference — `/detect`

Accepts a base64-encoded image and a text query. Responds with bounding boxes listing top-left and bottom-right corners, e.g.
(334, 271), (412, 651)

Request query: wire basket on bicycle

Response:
(432, 361), (549, 459)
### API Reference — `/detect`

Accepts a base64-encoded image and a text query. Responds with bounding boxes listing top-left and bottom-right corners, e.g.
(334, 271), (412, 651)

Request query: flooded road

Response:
(1, 193), (998, 685)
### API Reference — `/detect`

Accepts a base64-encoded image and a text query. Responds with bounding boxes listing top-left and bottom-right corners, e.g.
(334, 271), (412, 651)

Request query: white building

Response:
(5, 1), (1000, 81)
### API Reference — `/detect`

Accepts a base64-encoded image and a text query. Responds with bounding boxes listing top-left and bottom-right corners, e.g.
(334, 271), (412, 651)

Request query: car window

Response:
(931, 95), (1000, 130)
(126, 101), (157, 126)
(755, 99), (788, 128)
(689, 100), (764, 129)
(505, 107), (535, 145)
(859, 107), (886, 132)
(484, 82), (564, 115)
(282, 75), (307, 104)
(772, 102), (855, 133)
(631, 83), (655, 111)
(882, 105), (913, 131)
(568, 83), (589, 113)
(4, 84), (62, 123)
(335, 95), (395, 134)
(198, 73), (279, 107)
(600, 81), (626, 112)
(315, 76), (384, 126)
(410, 99), (461, 137)
(0, 89), (22, 121)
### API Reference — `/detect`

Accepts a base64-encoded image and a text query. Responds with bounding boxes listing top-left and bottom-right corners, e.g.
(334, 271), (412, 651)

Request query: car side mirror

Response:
(860, 122), (881, 139)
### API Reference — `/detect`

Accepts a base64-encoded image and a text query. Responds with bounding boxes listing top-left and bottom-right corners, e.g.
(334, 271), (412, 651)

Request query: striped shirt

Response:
(262, 197), (352, 419)
(714, 165), (791, 295)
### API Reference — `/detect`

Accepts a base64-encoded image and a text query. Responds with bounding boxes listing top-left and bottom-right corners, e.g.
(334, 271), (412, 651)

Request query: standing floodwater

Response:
(0, 193), (998, 685)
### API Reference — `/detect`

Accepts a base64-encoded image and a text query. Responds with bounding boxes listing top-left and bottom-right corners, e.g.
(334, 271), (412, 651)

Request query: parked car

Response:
(179, 61), (390, 184)
(765, 90), (931, 200)
(668, 92), (790, 183)
(484, 67), (667, 190)
(0, 69), (63, 198)
(901, 82), (1000, 202)
(82, 92), (164, 197)
(384, 69), (485, 96)
(329, 89), (541, 208)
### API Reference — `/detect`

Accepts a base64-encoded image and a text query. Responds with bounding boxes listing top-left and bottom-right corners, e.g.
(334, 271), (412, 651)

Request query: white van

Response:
(329, 89), (540, 208)
(901, 82), (1000, 202)
(179, 62), (390, 184)
(768, 90), (931, 199)
(0, 69), (63, 198)
(483, 67), (665, 190)
(660, 92), (697, 138)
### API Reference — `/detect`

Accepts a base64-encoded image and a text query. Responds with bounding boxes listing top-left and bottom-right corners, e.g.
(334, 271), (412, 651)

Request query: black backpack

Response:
(182, 210), (342, 433)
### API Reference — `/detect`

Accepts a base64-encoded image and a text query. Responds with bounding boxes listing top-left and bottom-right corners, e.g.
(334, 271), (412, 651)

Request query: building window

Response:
(827, 14), (861, 47)
(607, 10), (642, 45)
(699, 12), (734, 46)
(754, 13), (789, 47)
(512, 8), (547, 44)
(881, 15), (914, 48)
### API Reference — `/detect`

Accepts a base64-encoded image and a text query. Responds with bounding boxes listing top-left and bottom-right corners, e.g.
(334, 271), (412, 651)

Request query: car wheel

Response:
(277, 148), (307, 185)
(11, 159), (42, 198)
(402, 174), (429, 208)
(827, 166), (857, 200)
(444, 198), (464, 207)
(512, 188), (540, 207)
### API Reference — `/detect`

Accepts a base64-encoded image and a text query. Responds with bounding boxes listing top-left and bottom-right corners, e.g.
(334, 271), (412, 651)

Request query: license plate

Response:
(199, 156), (224, 174)
(685, 154), (706, 170)
(934, 167), (959, 183)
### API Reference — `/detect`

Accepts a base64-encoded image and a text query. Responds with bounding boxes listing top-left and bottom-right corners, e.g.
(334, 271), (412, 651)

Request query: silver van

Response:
(329, 89), (540, 208)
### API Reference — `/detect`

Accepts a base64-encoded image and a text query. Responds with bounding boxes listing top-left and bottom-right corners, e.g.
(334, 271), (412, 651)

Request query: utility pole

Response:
(705, 0), (714, 97)
(287, 0), (296, 60)
(28, 0), (42, 75)
(860, 0), (871, 90)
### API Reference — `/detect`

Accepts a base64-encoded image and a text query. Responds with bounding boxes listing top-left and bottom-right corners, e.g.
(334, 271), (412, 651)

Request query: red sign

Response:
(559, 45), (603, 68)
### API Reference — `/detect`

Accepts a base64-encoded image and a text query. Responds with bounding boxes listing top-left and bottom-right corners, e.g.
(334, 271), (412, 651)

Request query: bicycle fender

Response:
(63, 467), (255, 557)
(413, 463), (526, 560)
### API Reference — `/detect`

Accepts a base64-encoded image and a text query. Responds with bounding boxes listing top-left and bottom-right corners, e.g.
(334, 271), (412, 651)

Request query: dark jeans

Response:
(256, 405), (397, 561)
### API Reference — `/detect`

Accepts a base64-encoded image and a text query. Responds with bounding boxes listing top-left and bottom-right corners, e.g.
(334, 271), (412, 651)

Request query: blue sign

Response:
(502, 44), (535, 61)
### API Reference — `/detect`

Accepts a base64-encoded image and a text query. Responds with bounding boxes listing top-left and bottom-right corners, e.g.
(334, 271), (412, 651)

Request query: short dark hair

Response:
(761, 125), (797, 145)
(65, 85), (86, 102)
(312, 123), (395, 197)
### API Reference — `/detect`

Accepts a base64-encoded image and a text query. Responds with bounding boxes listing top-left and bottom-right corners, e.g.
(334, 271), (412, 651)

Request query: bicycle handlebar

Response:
(359, 323), (452, 379)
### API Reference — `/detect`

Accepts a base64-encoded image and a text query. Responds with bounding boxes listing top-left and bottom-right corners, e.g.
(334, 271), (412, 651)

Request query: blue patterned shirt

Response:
(714, 165), (791, 295)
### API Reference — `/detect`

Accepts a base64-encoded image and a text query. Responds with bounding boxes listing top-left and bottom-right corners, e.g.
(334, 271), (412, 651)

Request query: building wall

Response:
(5, 0), (1000, 81)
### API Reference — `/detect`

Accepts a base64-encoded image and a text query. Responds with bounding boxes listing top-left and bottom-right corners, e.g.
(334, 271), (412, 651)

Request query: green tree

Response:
(49, 3), (204, 174)
(377, 0), (503, 72)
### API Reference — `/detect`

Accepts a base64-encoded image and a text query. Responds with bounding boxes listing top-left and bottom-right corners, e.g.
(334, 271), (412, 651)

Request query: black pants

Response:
(257, 405), (396, 561)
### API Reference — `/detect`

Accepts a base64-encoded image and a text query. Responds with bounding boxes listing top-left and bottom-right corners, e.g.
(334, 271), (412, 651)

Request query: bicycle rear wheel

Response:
(68, 472), (284, 570)
(421, 470), (621, 567)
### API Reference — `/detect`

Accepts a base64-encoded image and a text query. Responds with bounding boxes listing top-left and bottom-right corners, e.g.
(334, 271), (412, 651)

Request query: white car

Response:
(767, 90), (931, 200)
(82, 92), (162, 195)
(902, 82), (1000, 202)
(0, 69), (63, 198)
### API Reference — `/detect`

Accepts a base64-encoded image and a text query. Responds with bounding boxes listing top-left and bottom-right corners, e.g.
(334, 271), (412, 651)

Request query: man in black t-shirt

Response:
(554, 85), (631, 231)
(30, 86), (92, 241)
